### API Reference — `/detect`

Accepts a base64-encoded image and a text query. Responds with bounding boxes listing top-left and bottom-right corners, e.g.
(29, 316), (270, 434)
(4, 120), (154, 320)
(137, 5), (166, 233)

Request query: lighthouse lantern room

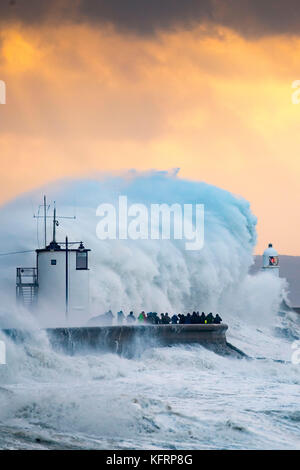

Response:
(262, 243), (279, 276)
(16, 197), (90, 321)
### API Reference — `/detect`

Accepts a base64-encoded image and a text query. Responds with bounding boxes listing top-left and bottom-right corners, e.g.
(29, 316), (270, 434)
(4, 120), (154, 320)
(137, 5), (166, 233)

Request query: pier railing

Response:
(16, 267), (38, 308)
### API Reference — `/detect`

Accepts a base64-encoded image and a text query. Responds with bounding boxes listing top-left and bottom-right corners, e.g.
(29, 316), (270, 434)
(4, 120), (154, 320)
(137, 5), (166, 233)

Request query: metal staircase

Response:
(16, 267), (38, 308)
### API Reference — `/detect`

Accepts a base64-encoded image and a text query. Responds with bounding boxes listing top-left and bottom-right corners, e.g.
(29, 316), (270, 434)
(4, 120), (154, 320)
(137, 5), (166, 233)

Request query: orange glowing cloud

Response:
(0, 23), (299, 254)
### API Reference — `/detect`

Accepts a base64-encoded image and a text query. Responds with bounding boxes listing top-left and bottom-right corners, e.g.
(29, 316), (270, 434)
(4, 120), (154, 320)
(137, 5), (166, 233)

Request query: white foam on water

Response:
(0, 172), (298, 449)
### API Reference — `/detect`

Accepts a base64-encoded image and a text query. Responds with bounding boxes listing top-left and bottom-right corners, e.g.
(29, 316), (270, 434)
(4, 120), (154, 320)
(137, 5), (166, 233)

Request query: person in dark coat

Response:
(191, 311), (198, 324)
(199, 312), (206, 324)
(153, 312), (160, 324)
(214, 314), (222, 324)
(160, 313), (166, 324)
(117, 310), (125, 324)
(206, 312), (214, 324)
(185, 313), (192, 324)
(164, 313), (171, 324)
(146, 312), (153, 324)
(178, 314), (185, 324)
(127, 311), (136, 323)
(171, 314), (178, 324)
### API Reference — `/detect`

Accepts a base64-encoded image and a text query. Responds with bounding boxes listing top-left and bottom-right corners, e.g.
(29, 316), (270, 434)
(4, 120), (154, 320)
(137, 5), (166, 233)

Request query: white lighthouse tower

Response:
(16, 197), (90, 324)
(262, 243), (279, 276)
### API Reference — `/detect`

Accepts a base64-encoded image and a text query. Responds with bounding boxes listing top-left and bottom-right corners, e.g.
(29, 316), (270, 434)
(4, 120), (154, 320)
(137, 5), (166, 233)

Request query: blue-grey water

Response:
(0, 312), (299, 450)
(0, 174), (299, 449)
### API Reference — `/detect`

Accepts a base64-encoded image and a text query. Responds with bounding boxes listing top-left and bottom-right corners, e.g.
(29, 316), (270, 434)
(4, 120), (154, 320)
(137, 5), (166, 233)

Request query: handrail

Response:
(16, 267), (38, 286)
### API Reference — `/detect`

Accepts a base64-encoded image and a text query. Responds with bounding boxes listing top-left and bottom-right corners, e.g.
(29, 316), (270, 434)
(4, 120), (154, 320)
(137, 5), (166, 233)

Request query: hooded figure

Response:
(185, 313), (192, 324)
(171, 314), (178, 324)
(117, 310), (125, 324)
(127, 311), (136, 323)
(214, 314), (222, 324)
(206, 312), (214, 324)
(164, 313), (171, 324)
(138, 311), (146, 322)
(199, 312), (206, 324)
(153, 312), (160, 324)
(146, 312), (154, 324)
(191, 312), (198, 324)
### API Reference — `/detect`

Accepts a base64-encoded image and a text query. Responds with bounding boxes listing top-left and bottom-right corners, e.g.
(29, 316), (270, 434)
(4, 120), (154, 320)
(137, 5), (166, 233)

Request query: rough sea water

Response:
(0, 172), (299, 450)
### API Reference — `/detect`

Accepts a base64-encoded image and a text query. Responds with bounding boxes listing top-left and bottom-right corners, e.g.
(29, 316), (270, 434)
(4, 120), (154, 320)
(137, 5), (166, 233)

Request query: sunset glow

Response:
(1, 13), (300, 254)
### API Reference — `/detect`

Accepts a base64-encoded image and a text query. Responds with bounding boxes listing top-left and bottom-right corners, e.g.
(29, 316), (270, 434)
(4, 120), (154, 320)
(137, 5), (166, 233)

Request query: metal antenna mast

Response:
(53, 202), (57, 243)
(34, 196), (76, 247)
(34, 195), (50, 248)
(43, 195), (47, 247)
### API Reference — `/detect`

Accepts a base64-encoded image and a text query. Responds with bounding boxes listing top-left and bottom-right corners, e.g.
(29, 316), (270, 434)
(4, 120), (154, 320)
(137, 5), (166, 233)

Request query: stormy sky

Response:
(1, 0), (300, 37)
(0, 0), (300, 255)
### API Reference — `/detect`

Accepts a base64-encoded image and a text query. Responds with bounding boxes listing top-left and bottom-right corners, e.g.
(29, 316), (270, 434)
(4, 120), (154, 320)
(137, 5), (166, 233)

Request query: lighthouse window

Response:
(269, 256), (278, 266)
(76, 251), (88, 270)
(51, 259), (57, 265)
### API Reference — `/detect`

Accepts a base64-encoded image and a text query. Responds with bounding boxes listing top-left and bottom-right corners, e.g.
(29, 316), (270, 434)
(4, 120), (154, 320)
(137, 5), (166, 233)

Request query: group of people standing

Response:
(118, 310), (222, 325)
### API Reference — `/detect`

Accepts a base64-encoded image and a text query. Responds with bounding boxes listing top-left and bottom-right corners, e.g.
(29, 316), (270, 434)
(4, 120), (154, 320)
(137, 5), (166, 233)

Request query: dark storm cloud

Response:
(1, 0), (300, 37)
(0, 0), (75, 25)
(78, 0), (213, 34)
(213, 0), (300, 38)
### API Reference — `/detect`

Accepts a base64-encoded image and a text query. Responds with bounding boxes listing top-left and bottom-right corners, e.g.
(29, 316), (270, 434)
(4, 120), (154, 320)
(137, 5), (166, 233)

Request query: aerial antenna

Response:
(53, 201), (57, 243)
(34, 196), (76, 247)
(43, 195), (47, 247)
(34, 195), (50, 248)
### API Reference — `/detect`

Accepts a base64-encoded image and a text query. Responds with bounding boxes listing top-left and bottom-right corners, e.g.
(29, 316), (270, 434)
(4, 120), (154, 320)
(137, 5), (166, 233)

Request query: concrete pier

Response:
(47, 324), (229, 356)
(47, 323), (246, 357)
(2, 324), (246, 358)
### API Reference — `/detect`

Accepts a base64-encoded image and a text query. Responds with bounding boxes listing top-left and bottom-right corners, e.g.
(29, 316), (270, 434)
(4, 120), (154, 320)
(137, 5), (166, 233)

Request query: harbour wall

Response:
(2, 324), (247, 358)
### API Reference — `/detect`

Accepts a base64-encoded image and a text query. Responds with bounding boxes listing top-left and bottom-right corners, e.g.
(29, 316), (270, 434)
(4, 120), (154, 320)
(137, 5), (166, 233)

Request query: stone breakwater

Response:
(2, 324), (247, 358)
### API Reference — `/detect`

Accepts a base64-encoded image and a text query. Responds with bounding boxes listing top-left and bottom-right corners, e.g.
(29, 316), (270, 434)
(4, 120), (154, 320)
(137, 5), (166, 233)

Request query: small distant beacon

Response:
(262, 243), (279, 276)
